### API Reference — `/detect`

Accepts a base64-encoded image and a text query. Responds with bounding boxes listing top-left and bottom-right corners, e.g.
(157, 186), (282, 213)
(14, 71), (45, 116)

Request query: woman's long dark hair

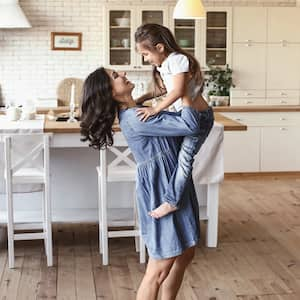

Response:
(80, 67), (118, 150)
(135, 23), (204, 94)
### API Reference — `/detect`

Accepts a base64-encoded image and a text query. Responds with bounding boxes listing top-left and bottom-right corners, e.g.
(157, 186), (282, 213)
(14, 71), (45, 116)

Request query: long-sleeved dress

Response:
(118, 106), (206, 259)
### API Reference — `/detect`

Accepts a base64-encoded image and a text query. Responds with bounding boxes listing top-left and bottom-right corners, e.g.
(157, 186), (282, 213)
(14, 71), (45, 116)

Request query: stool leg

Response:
(7, 188), (14, 269)
(45, 182), (53, 266)
(100, 176), (108, 265)
(97, 173), (103, 254)
(42, 189), (47, 257)
(133, 188), (140, 252)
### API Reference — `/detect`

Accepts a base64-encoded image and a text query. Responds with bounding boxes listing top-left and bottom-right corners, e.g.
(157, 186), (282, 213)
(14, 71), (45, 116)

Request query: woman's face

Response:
(106, 69), (134, 101)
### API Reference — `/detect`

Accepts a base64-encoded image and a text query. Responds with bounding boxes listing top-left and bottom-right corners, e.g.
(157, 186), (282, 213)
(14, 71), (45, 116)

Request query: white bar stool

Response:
(3, 133), (53, 269)
(97, 132), (146, 265)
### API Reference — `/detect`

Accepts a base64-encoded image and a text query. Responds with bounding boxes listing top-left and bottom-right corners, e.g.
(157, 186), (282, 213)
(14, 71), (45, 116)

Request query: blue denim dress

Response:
(118, 106), (213, 259)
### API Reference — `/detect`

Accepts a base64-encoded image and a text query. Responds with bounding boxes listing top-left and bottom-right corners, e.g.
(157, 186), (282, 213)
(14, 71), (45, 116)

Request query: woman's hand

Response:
(136, 107), (159, 122)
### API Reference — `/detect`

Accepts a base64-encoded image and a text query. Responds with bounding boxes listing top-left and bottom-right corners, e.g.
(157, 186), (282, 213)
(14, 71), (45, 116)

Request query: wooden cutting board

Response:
(56, 77), (83, 106)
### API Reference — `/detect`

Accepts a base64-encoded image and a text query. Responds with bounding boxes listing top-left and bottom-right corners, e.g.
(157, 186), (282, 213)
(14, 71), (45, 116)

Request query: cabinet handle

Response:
(245, 92), (252, 96)
(245, 39), (252, 47)
(279, 117), (286, 121)
(280, 100), (287, 104)
(235, 118), (242, 121)
(280, 92), (287, 96)
(280, 127), (287, 131)
(280, 39), (287, 46)
(246, 101), (253, 104)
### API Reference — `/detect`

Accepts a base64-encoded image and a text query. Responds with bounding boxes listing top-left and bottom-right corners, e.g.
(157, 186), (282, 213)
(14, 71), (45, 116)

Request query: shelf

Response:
(110, 26), (130, 29)
(207, 27), (227, 30)
(175, 26), (195, 29)
(207, 48), (226, 51)
(110, 47), (130, 50)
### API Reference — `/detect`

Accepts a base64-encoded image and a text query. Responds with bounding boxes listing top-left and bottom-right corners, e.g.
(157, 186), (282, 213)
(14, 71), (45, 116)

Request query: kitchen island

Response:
(0, 109), (246, 247)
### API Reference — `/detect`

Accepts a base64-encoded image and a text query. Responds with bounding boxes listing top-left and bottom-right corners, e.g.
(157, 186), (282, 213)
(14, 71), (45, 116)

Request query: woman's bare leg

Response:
(136, 256), (176, 300)
(161, 246), (196, 300)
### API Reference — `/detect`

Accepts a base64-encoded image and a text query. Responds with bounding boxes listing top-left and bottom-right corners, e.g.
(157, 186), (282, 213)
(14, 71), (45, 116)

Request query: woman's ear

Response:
(156, 43), (165, 53)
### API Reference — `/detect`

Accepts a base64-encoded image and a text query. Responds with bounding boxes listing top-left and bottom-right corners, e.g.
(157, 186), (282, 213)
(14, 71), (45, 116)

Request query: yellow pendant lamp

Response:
(173, 0), (206, 19)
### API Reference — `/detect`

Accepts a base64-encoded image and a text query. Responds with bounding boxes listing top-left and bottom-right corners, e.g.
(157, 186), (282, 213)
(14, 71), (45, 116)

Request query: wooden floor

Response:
(0, 174), (299, 300)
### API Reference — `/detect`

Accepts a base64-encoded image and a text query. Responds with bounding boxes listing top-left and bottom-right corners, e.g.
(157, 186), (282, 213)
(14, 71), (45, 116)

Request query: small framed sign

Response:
(51, 32), (82, 51)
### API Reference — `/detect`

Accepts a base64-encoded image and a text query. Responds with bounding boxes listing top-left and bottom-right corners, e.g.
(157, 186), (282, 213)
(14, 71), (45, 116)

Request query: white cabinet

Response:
(221, 112), (300, 173)
(233, 7), (267, 43)
(104, 6), (169, 70)
(261, 127), (300, 171)
(232, 43), (266, 90)
(267, 8), (300, 43)
(266, 44), (300, 90)
(223, 128), (260, 172)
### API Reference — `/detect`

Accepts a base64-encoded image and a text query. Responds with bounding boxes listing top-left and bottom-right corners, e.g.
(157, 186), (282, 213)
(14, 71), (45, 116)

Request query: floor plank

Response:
(0, 174), (299, 299)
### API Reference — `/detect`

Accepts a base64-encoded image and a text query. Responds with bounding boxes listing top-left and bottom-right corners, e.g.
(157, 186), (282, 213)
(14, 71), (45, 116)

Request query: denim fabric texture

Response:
(118, 107), (208, 259)
(163, 107), (214, 207)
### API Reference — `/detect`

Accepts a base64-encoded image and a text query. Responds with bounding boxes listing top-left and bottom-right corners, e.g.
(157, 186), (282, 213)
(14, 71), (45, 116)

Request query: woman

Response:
(80, 67), (213, 300)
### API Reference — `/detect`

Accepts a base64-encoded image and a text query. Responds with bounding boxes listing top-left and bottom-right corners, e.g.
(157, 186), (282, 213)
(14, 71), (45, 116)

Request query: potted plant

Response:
(204, 63), (235, 106)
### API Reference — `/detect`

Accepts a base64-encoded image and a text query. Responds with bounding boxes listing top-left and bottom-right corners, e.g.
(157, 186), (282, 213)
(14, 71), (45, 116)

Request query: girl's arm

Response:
(122, 107), (201, 137)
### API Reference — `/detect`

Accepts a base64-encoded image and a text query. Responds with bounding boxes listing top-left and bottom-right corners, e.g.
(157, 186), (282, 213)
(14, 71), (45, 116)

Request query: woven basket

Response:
(56, 78), (83, 106)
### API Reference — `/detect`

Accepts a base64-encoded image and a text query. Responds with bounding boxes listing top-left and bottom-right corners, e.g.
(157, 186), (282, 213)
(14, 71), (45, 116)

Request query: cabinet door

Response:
(266, 44), (300, 90)
(223, 127), (260, 173)
(233, 7), (267, 43)
(261, 127), (300, 171)
(268, 8), (300, 43)
(202, 7), (232, 68)
(232, 43), (266, 90)
(104, 7), (135, 69)
(169, 6), (202, 63)
(137, 6), (169, 70)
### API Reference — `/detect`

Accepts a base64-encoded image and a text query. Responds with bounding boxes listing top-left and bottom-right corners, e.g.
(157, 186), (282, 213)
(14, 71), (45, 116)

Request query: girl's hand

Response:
(136, 107), (159, 122)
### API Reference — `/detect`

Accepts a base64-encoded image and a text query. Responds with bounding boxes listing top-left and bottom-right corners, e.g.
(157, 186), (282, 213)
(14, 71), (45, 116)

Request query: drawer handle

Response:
(280, 127), (287, 131)
(246, 101), (253, 104)
(235, 118), (242, 121)
(280, 92), (287, 96)
(280, 100), (287, 104)
(279, 117), (286, 121)
(245, 92), (252, 96)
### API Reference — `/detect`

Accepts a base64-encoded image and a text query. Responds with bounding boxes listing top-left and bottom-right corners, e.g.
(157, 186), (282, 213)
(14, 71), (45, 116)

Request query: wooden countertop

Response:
(44, 112), (247, 133)
(213, 105), (300, 112)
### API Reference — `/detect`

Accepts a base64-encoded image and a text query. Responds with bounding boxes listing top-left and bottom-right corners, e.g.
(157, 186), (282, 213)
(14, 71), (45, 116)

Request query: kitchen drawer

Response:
(266, 98), (300, 105)
(221, 112), (300, 126)
(221, 112), (265, 126)
(230, 98), (266, 106)
(266, 90), (299, 98)
(231, 90), (265, 98)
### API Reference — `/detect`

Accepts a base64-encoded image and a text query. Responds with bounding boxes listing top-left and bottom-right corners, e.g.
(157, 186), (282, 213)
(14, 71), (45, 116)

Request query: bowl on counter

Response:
(115, 18), (130, 27)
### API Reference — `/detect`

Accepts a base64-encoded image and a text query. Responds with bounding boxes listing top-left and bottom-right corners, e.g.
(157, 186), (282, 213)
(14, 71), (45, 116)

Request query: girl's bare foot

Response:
(148, 202), (178, 219)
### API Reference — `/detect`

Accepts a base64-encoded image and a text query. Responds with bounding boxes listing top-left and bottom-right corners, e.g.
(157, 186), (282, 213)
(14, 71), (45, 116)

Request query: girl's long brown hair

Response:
(135, 23), (204, 94)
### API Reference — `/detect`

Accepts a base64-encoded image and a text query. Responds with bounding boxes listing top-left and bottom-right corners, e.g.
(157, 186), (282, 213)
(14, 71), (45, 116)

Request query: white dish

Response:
(115, 18), (130, 27)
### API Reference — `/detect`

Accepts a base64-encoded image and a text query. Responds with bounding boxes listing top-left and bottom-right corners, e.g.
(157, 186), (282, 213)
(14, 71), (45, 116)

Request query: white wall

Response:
(0, 0), (297, 106)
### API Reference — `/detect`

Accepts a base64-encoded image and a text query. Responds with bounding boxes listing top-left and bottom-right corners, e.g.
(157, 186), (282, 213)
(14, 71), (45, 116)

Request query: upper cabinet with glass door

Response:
(104, 6), (169, 70)
(202, 8), (232, 68)
(169, 6), (202, 64)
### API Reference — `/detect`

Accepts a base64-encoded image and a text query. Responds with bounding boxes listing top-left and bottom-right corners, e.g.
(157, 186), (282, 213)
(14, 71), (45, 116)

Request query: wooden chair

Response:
(96, 132), (146, 265)
(56, 77), (83, 106)
(3, 133), (53, 268)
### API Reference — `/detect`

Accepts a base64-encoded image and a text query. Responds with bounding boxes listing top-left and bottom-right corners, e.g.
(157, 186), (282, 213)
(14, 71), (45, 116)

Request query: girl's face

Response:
(136, 42), (166, 67)
(106, 69), (134, 100)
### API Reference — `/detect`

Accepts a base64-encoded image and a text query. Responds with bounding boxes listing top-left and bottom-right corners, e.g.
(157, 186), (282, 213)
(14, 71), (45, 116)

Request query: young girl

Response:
(134, 23), (214, 219)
